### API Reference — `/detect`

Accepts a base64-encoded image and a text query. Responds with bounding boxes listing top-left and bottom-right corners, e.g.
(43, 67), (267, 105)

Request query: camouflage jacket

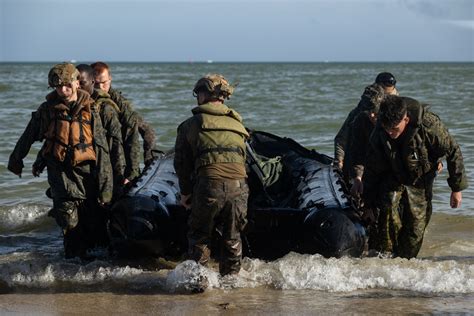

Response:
(108, 87), (141, 180)
(334, 98), (373, 166)
(109, 87), (158, 171)
(345, 111), (375, 179)
(363, 100), (468, 201)
(91, 89), (126, 195)
(8, 90), (114, 203)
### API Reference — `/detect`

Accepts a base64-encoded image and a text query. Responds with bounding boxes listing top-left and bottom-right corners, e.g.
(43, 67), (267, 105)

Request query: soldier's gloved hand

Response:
(450, 191), (462, 208)
(350, 177), (364, 197)
(180, 193), (192, 210)
(8, 158), (24, 178)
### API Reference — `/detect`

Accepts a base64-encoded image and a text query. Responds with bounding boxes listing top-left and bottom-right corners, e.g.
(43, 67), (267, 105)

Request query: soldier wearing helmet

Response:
(174, 74), (249, 276)
(8, 63), (114, 259)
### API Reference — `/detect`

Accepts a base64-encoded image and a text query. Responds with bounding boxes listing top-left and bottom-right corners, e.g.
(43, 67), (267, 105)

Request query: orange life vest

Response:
(43, 102), (96, 166)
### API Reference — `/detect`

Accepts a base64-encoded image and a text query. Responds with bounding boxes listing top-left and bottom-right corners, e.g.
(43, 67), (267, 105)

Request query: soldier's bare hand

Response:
(450, 191), (462, 208)
(123, 178), (130, 185)
(437, 161), (444, 173)
(180, 194), (192, 210)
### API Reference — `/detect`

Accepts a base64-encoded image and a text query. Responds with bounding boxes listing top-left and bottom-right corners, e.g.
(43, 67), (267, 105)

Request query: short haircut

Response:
(76, 64), (94, 80)
(90, 61), (110, 76)
(378, 95), (407, 129)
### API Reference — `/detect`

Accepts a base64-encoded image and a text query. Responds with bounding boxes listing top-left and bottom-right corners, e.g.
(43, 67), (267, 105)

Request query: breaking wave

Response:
(1, 253), (472, 295)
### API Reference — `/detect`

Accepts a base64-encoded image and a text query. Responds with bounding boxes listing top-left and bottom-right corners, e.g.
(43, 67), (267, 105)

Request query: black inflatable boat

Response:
(108, 130), (367, 259)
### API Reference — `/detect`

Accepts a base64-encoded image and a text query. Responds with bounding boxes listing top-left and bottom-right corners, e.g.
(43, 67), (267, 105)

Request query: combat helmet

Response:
(193, 74), (234, 101)
(48, 63), (79, 88)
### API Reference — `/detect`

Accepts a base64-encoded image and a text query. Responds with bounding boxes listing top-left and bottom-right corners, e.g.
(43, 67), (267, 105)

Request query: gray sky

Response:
(1, 0), (472, 62)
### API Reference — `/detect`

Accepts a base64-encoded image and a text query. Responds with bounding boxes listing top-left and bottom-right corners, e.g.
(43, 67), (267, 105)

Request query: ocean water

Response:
(0, 62), (473, 314)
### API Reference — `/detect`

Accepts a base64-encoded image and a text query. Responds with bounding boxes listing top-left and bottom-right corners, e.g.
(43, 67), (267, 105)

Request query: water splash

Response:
(1, 252), (472, 294)
(0, 204), (50, 232)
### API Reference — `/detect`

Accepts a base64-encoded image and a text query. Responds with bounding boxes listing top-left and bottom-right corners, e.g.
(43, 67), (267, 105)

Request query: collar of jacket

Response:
(47, 89), (93, 117)
(93, 88), (111, 100)
(191, 102), (243, 122)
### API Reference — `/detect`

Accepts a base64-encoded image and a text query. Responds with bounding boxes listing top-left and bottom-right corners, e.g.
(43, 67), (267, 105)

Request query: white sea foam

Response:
(233, 253), (474, 294)
(1, 253), (473, 294)
(0, 204), (50, 231)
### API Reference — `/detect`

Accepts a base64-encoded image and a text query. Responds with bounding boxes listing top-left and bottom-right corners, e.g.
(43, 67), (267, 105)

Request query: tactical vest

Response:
(191, 103), (249, 170)
(43, 101), (96, 166)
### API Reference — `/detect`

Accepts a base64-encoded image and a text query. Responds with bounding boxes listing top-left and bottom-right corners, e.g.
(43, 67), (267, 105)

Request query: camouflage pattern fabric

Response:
(188, 177), (249, 275)
(92, 89), (126, 199)
(8, 89), (114, 258)
(108, 88), (158, 177)
(48, 63), (79, 88)
(334, 84), (385, 177)
(346, 111), (375, 179)
(363, 101), (467, 258)
(334, 105), (360, 171)
(8, 90), (113, 203)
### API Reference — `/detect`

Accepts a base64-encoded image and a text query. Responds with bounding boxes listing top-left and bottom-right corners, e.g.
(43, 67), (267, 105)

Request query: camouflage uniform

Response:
(34, 89), (126, 200)
(174, 97), (249, 276)
(8, 64), (114, 258)
(108, 88), (158, 173)
(334, 84), (385, 180)
(347, 112), (375, 179)
(91, 89), (126, 199)
(363, 98), (468, 258)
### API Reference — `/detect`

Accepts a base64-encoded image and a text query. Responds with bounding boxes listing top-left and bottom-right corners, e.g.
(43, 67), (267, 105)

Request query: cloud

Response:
(401, 0), (473, 19)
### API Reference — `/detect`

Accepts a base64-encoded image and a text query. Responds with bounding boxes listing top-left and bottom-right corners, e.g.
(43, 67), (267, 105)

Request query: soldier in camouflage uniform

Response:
(174, 74), (249, 276)
(76, 64), (126, 200)
(361, 95), (467, 258)
(334, 72), (398, 173)
(91, 62), (159, 178)
(346, 84), (384, 190)
(8, 63), (114, 259)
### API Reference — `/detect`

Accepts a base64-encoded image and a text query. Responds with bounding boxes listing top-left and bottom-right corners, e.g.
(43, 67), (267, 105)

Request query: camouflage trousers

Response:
(188, 177), (249, 276)
(369, 179), (433, 258)
(50, 199), (109, 259)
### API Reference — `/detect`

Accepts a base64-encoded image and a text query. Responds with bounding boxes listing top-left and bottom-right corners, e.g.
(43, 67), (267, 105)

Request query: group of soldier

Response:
(7, 64), (467, 277)
(8, 62), (158, 259)
(334, 72), (467, 258)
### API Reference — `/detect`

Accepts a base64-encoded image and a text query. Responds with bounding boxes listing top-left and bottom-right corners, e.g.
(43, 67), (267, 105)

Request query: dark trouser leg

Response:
(80, 199), (110, 249)
(187, 179), (222, 266)
(219, 181), (248, 276)
(51, 199), (86, 259)
(395, 182), (433, 259)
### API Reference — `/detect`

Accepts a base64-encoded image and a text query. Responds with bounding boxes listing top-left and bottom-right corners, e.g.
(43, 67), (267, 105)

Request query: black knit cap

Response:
(375, 72), (397, 87)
